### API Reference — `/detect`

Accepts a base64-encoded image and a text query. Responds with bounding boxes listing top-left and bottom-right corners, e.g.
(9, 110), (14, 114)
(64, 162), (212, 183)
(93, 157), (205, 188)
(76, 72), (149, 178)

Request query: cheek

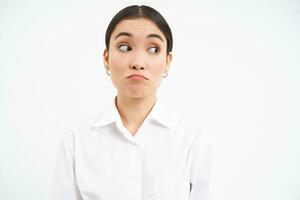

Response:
(109, 52), (127, 74)
(150, 58), (166, 75)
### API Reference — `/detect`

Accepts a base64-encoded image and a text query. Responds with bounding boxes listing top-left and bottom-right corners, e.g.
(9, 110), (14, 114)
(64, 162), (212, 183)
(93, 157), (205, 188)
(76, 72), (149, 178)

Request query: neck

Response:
(115, 93), (157, 129)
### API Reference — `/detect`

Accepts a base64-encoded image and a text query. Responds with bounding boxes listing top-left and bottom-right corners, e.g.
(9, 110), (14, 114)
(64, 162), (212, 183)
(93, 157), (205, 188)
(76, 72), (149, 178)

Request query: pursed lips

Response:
(127, 74), (148, 80)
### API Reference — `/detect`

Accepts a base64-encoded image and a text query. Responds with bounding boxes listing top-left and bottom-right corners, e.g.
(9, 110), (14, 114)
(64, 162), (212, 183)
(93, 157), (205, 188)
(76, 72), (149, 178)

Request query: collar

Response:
(92, 95), (173, 129)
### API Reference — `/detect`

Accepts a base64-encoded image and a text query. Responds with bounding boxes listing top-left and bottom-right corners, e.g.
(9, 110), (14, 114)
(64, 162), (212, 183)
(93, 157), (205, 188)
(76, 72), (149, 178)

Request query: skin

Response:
(103, 17), (172, 136)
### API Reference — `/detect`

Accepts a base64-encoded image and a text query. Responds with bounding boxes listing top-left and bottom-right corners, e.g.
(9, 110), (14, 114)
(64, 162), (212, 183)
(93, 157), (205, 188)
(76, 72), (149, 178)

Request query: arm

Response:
(189, 128), (214, 200)
(50, 130), (81, 200)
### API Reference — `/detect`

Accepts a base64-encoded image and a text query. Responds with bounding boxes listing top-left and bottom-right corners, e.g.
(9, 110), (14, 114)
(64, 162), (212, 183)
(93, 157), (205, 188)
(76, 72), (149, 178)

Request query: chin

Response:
(128, 93), (147, 99)
(117, 84), (157, 99)
(119, 90), (153, 100)
(125, 86), (148, 98)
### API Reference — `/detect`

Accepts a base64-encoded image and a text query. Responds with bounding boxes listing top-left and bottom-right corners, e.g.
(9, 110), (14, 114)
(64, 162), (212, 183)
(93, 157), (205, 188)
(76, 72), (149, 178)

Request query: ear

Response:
(165, 52), (172, 71)
(103, 48), (109, 70)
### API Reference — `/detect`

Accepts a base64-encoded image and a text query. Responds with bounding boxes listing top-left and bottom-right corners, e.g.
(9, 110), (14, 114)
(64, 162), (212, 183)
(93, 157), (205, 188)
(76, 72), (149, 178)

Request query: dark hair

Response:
(105, 5), (173, 53)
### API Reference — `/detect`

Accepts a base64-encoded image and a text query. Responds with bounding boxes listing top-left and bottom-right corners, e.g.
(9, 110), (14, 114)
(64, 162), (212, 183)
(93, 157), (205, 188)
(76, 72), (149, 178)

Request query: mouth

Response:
(127, 74), (148, 80)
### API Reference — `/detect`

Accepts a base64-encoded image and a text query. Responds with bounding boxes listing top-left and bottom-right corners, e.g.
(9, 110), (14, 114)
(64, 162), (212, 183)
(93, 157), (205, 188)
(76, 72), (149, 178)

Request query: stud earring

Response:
(163, 71), (168, 78)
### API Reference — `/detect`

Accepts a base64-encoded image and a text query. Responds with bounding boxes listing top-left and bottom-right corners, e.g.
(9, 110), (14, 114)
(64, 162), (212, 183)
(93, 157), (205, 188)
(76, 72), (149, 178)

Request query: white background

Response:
(0, 0), (299, 199)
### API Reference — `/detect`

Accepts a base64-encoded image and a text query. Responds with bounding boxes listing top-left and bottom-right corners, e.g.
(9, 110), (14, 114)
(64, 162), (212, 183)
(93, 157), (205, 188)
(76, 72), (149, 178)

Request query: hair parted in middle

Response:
(104, 5), (173, 54)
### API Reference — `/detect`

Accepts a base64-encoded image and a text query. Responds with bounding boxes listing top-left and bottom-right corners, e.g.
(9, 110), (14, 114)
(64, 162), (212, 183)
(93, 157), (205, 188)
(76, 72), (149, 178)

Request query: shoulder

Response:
(63, 111), (105, 140)
(176, 112), (214, 149)
(178, 112), (208, 136)
(162, 100), (214, 148)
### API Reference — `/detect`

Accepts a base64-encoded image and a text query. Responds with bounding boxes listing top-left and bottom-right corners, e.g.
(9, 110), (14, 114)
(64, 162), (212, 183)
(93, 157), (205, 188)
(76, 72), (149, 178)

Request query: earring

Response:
(106, 70), (111, 76)
(163, 71), (168, 78)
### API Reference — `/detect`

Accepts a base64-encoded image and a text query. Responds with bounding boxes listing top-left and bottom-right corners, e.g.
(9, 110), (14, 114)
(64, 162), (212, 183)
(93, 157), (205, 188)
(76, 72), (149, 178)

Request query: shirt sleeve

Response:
(189, 128), (214, 200)
(50, 130), (81, 200)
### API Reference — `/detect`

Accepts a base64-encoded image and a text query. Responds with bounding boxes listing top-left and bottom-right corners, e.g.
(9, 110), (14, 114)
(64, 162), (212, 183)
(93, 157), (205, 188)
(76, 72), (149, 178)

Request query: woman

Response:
(51, 5), (213, 200)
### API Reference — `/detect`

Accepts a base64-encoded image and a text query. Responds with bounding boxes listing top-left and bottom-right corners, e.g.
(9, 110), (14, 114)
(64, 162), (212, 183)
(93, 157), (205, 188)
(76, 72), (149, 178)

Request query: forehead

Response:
(111, 18), (166, 42)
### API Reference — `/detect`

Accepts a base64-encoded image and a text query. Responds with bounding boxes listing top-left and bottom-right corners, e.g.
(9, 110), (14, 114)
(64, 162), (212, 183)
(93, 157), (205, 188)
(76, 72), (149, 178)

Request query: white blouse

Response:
(51, 96), (214, 200)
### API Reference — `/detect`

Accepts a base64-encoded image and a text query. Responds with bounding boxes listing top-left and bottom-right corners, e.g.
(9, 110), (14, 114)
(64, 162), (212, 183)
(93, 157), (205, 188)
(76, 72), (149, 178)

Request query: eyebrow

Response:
(113, 32), (164, 42)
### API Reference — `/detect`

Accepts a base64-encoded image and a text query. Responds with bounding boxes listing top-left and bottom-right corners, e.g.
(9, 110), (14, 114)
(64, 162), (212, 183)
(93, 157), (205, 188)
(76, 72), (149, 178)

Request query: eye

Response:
(149, 46), (160, 54)
(118, 44), (131, 52)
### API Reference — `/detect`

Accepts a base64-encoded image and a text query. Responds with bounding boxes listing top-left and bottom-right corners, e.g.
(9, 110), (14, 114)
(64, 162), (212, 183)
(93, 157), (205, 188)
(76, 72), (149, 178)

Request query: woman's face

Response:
(103, 18), (172, 99)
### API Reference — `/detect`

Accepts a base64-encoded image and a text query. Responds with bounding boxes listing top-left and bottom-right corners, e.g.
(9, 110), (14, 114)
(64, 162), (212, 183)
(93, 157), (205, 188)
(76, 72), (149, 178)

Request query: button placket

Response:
(126, 142), (143, 200)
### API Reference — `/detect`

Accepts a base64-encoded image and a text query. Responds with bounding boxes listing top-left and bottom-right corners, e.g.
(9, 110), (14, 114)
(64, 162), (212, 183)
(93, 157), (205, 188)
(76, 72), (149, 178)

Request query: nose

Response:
(130, 64), (145, 70)
(129, 51), (146, 70)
